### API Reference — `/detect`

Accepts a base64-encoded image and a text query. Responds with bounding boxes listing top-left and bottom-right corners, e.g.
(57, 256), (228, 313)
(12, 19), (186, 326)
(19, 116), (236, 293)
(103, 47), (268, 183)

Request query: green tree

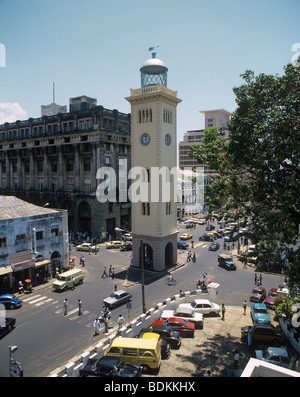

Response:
(189, 63), (300, 293)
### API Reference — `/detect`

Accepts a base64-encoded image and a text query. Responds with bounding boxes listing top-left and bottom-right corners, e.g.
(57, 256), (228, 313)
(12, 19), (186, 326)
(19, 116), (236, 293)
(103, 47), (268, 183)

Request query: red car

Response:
(152, 317), (195, 338)
(265, 288), (279, 308)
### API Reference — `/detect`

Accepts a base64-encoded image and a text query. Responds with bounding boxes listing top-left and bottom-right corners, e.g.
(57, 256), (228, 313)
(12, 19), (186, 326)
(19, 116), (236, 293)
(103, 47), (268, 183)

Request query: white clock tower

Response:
(126, 49), (181, 272)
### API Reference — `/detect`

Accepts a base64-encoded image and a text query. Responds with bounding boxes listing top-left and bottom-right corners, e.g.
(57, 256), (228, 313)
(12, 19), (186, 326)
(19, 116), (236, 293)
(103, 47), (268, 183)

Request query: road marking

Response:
(28, 296), (49, 305)
(22, 294), (42, 302)
(35, 298), (54, 306)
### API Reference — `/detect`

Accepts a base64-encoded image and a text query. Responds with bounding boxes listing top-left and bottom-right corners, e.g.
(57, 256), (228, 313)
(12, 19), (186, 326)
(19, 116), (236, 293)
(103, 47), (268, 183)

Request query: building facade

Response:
(0, 96), (131, 238)
(0, 196), (68, 293)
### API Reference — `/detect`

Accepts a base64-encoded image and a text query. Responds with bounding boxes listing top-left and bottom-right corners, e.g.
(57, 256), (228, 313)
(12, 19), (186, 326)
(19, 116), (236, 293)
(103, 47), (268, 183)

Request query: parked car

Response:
(206, 224), (215, 231)
(139, 330), (171, 359)
(161, 307), (204, 329)
(179, 299), (220, 316)
(79, 356), (142, 377)
(120, 243), (132, 251)
(0, 294), (22, 309)
(177, 241), (189, 250)
(103, 290), (132, 309)
(106, 241), (125, 249)
(151, 324), (182, 349)
(218, 254), (237, 271)
(0, 317), (16, 338)
(208, 242), (220, 251)
(265, 288), (279, 309)
(250, 286), (266, 303)
(75, 242), (98, 252)
(152, 317), (195, 338)
(123, 233), (132, 241)
(250, 303), (271, 324)
(241, 323), (284, 346)
(255, 347), (291, 369)
(179, 233), (193, 241)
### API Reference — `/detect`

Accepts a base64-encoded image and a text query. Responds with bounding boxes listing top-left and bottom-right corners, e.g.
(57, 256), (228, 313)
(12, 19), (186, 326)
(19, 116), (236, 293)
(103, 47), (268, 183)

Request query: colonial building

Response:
(0, 196), (68, 293)
(0, 96), (131, 237)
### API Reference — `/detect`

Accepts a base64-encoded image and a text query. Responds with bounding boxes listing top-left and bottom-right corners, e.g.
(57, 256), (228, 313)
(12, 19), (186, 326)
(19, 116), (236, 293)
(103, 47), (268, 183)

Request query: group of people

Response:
(254, 273), (263, 286)
(101, 265), (116, 279)
(93, 310), (125, 336)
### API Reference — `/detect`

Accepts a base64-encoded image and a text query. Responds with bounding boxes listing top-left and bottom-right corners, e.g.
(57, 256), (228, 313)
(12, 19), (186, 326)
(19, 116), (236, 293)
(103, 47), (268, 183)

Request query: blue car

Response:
(250, 303), (271, 324)
(177, 241), (189, 250)
(0, 294), (22, 309)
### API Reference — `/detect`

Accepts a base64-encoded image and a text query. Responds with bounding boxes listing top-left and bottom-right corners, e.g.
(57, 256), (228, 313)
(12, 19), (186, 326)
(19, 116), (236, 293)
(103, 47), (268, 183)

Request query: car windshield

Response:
(269, 292), (277, 297)
(110, 293), (119, 298)
(190, 301), (197, 308)
(252, 289), (261, 294)
(261, 349), (270, 359)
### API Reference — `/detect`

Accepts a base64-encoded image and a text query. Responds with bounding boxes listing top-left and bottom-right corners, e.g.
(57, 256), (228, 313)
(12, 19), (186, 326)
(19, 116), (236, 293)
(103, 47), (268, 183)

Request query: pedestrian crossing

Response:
(22, 293), (116, 331)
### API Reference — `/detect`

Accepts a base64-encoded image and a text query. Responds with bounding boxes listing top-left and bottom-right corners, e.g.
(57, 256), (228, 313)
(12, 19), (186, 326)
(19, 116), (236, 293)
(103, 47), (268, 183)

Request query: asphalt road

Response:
(0, 222), (286, 377)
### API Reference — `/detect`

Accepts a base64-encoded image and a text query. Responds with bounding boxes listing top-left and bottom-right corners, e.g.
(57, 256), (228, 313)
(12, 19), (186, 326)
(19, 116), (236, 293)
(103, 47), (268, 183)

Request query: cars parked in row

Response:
(255, 347), (291, 369)
(161, 307), (204, 329)
(265, 288), (279, 308)
(152, 318), (195, 338)
(250, 286), (267, 303)
(0, 294), (22, 309)
(241, 323), (284, 346)
(151, 324), (182, 349)
(250, 303), (271, 324)
(139, 331), (171, 359)
(79, 356), (142, 377)
(179, 299), (220, 316)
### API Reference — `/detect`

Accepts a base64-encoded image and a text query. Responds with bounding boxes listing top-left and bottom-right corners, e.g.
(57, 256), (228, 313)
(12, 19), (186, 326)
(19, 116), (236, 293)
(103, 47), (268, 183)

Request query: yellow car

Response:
(76, 243), (98, 252)
(179, 234), (193, 241)
(106, 240), (125, 249)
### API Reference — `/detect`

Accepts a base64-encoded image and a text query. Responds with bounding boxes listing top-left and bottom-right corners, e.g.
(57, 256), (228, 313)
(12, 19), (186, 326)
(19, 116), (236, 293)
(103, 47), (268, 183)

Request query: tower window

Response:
(166, 202), (171, 215)
(138, 108), (153, 123)
(142, 202), (150, 215)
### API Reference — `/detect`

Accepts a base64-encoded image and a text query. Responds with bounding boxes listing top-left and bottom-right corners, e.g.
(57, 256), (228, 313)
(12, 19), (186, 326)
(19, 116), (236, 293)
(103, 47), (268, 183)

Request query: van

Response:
(105, 337), (161, 373)
(52, 269), (84, 291)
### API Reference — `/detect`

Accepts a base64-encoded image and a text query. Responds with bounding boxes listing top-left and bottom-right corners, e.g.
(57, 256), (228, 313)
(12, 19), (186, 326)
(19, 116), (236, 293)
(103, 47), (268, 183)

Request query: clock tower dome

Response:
(125, 49), (181, 272)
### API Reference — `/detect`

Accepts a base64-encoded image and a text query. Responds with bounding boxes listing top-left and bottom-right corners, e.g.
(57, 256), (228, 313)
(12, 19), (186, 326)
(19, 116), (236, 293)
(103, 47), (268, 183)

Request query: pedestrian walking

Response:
(259, 274), (263, 284)
(111, 267), (116, 280)
(221, 303), (225, 321)
(192, 252), (196, 263)
(109, 265), (112, 277)
(117, 314), (125, 332)
(242, 300), (247, 315)
(104, 316), (109, 333)
(63, 298), (68, 316)
(233, 349), (239, 369)
(204, 370), (213, 377)
(102, 267), (108, 278)
(93, 318), (100, 335)
(81, 256), (85, 267)
(78, 299), (83, 316)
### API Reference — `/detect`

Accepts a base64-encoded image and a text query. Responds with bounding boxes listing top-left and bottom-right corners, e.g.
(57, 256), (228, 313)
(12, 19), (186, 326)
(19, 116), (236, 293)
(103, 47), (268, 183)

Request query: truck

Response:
(218, 254), (236, 271)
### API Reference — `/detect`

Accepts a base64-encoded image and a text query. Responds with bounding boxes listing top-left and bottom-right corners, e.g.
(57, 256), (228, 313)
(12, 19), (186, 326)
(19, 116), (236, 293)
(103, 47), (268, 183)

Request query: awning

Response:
(35, 260), (51, 268)
(0, 265), (13, 276)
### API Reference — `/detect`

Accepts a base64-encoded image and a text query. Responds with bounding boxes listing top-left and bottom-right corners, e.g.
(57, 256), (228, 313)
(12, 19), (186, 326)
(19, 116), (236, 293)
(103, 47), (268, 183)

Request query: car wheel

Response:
(141, 365), (150, 374)
(9, 304), (15, 310)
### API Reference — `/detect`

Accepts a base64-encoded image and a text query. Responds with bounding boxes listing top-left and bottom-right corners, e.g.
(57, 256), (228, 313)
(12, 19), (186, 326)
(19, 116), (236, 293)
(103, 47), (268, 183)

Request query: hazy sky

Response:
(0, 0), (299, 142)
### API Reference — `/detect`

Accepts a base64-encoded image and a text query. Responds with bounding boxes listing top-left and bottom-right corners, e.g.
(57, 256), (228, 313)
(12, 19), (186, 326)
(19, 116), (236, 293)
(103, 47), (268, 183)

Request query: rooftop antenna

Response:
(52, 82), (55, 104)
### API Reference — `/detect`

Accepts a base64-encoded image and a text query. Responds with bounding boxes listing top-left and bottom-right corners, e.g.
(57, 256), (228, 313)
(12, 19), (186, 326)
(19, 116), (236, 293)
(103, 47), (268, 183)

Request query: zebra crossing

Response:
(21, 294), (100, 329)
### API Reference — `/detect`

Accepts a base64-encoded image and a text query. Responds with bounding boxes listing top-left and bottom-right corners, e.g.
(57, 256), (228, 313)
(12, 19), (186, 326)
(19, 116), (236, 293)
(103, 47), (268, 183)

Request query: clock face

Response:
(165, 134), (171, 146)
(141, 134), (150, 146)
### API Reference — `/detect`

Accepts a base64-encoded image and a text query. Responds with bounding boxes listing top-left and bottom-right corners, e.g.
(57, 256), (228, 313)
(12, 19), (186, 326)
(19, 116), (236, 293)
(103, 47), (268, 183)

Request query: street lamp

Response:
(140, 238), (146, 314)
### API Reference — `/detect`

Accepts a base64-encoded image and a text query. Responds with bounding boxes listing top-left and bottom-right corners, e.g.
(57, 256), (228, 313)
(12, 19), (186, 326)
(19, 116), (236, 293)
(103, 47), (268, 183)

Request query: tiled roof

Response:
(0, 196), (59, 220)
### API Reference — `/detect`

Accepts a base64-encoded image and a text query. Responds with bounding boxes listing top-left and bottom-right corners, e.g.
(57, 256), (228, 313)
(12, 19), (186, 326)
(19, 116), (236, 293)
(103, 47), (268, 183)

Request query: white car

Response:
(161, 307), (204, 329)
(179, 299), (220, 316)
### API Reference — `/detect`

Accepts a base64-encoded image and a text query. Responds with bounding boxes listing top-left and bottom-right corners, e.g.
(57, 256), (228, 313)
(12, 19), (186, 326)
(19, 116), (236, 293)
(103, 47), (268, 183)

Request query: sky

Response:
(0, 0), (299, 142)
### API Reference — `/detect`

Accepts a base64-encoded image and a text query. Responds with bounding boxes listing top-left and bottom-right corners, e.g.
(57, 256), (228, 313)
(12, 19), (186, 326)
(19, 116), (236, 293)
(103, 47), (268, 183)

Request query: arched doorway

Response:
(78, 201), (91, 232)
(51, 251), (62, 277)
(165, 242), (173, 268)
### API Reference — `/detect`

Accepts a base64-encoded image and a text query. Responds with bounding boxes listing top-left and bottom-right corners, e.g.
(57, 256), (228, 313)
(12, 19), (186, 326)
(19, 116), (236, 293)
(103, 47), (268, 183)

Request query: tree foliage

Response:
(189, 63), (300, 294)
